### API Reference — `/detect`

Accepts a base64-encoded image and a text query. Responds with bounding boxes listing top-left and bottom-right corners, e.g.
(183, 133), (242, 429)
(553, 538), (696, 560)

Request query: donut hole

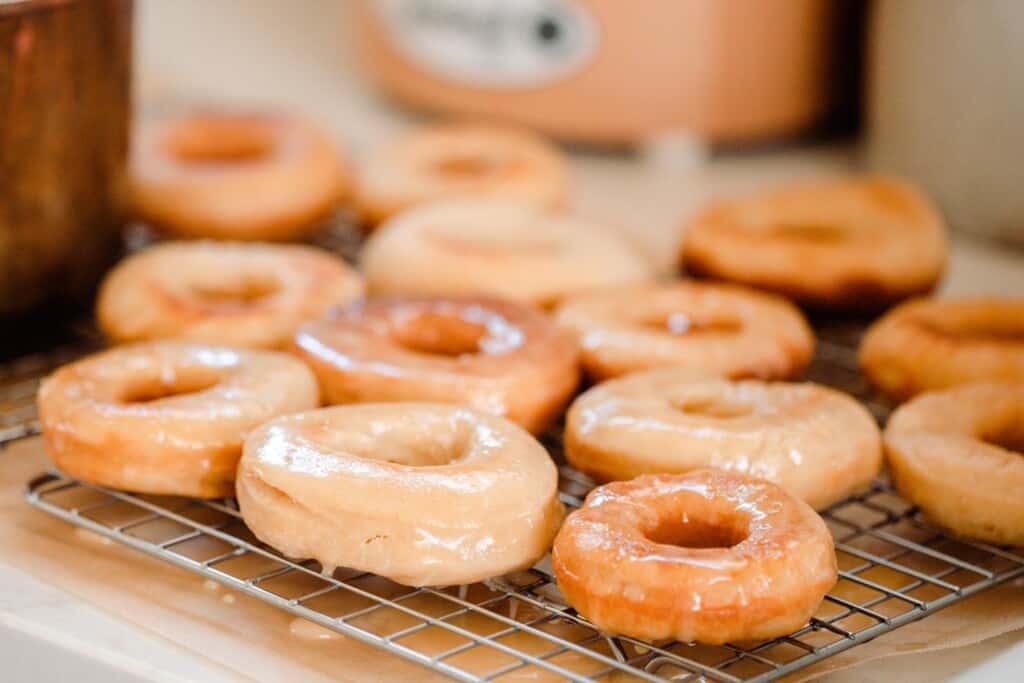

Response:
(644, 312), (743, 336)
(646, 516), (748, 550)
(390, 314), (487, 357)
(981, 424), (1024, 454)
(190, 274), (281, 307)
(673, 396), (755, 419)
(336, 418), (477, 467)
(769, 222), (848, 243)
(165, 116), (276, 164)
(378, 441), (465, 467)
(120, 368), (222, 404)
(430, 153), (513, 181)
(921, 318), (1024, 344)
(428, 229), (562, 257)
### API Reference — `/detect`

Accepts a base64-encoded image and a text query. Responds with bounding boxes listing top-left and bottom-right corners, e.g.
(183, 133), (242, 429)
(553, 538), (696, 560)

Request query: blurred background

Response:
(2, 0), (1022, 335)
(135, 0), (1022, 239)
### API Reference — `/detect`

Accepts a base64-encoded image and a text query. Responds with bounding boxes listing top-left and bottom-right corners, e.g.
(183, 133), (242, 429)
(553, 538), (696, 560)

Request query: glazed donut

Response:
(37, 342), (319, 498)
(885, 382), (1024, 545)
(132, 111), (350, 240)
(554, 282), (814, 381)
(565, 370), (882, 509)
(97, 241), (364, 349)
(680, 177), (947, 308)
(552, 470), (837, 644)
(237, 404), (564, 586)
(292, 296), (579, 434)
(362, 200), (653, 307)
(355, 123), (569, 225)
(860, 297), (1024, 400)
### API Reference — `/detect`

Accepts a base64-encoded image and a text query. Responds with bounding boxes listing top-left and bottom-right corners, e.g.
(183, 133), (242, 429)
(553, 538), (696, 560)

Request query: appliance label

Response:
(371, 0), (598, 88)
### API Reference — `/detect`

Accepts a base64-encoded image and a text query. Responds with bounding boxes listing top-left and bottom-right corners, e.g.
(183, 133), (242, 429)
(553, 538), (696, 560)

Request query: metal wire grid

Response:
(13, 328), (1024, 682)
(0, 216), (362, 450)
(0, 336), (98, 446)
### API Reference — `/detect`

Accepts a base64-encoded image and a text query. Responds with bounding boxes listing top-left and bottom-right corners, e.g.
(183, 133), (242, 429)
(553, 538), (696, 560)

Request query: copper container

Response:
(0, 0), (132, 319)
(353, 0), (855, 146)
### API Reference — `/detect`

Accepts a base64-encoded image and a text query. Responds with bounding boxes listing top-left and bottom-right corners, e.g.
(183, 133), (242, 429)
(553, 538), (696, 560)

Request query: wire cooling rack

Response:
(0, 217), (362, 450)
(6, 216), (1024, 682)
(0, 336), (99, 446)
(11, 321), (1024, 682)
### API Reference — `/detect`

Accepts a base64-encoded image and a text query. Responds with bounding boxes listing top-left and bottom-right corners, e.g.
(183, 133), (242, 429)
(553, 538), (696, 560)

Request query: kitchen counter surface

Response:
(2, 2), (1023, 682)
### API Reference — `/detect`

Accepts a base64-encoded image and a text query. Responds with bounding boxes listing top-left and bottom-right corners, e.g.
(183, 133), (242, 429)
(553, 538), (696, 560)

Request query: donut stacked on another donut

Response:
(680, 177), (948, 309)
(355, 123), (570, 225)
(237, 404), (565, 586)
(362, 200), (654, 307)
(37, 342), (319, 498)
(860, 296), (1024, 400)
(552, 470), (837, 644)
(565, 369), (882, 509)
(132, 111), (351, 241)
(555, 281), (815, 381)
(292, 295), (579, 434)
(884, 381), (1024, 545)
(97, 241), (364, 349)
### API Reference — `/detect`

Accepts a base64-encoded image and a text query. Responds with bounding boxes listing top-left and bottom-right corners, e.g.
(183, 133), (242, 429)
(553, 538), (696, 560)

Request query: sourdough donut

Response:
(554, 282), (814, 381)
(237, 404), (564, 586)
(37, 342), (319, 498)
(860, 296), (1024, 400)
(680, 177), (947, 308)
(97, 241), (364, 349)
(885, 382), (1024, 545)
(362, 200), (653, 307)
(566, 370), (882, 509)
(552, 470), (837, 644)
(355, 123), (569, 225)
(292, 296), (578, 434)
(132, 111), (350, 240)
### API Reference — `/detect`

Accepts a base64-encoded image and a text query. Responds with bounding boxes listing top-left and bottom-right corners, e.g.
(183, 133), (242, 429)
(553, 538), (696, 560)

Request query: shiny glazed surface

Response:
(860, 296), (1024, 400)
(354, 123), (570, 225)
(236, 404), (565, 586)
(97, 241), (364, 349)
(885, 381), (1024, 545)
(292, 295), (579, 434)
(680, 176), (947, 308)
(131, 111), (350, 240)
(362, 199), (654, 307)
(36, 341), (319, 497)
(566, 371), (882, 509)
(552, 471), (837, 644)
(554, 281), (814, 381)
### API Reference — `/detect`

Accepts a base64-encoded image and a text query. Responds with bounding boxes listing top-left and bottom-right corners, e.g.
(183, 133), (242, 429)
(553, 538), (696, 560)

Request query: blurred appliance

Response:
(353, 0), (859, 147)
(865, 0), (1024, 245)
(0, 0), (132, 319)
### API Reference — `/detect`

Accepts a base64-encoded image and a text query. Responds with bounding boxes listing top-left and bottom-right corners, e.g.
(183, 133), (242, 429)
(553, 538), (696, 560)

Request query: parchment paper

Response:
(2, 438), (1023, 682)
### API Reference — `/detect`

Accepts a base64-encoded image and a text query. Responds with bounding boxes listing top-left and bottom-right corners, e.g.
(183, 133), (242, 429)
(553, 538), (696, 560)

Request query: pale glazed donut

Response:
(37, 342), (319, 498)
(554, 282), (815, 381)
(292, 296), (579, 434)
(885, 382), (1024, 545)
(860, 296), (1024, 400)
(680, 177), (947, 309)
(236, 404), (565, 586)
(565, 370), (882, 509)
(552, 470), (837, 644)
(132, 111), (350, 240)
(97, 241), (364, 349)
(362, 200), (654, 307)
(355, 123), (569, 225)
